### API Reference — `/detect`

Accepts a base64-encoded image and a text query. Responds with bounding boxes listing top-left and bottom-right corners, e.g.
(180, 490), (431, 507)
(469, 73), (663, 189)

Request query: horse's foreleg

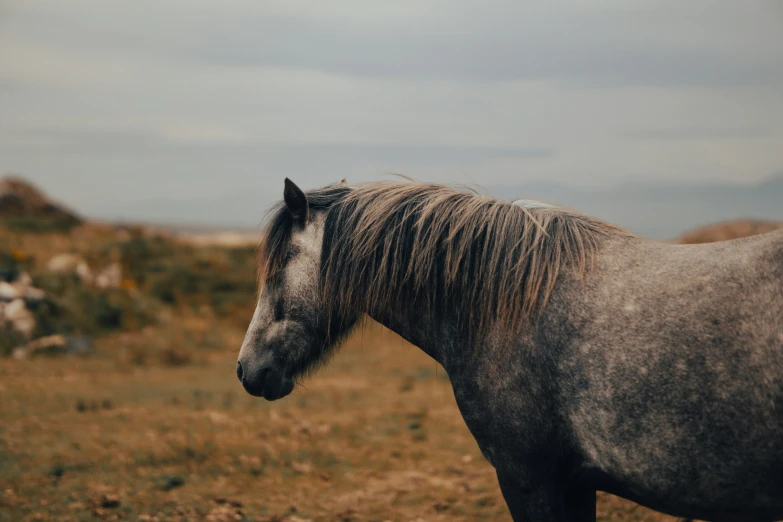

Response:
(564, 483), (596, 522)
(496, 471), (596, 522)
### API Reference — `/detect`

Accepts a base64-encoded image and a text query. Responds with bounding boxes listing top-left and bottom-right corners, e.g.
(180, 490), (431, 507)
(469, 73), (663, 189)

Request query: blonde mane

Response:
(259, 180), (633, 340)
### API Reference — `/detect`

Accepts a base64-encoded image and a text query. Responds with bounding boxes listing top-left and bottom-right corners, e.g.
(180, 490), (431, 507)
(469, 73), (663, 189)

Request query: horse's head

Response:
(236, 178), (356, 400)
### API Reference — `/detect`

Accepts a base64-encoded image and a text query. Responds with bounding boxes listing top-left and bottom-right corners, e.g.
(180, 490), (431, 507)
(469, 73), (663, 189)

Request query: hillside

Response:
(0, 207), (258, 359)
(675, 219), (783, 244)
(0, 175), (82, 231)
(486, 171), (783, 240)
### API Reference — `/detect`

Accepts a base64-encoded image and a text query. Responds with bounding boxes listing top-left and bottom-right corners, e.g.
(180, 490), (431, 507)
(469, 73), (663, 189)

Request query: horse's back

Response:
(554, 229), (783, 518)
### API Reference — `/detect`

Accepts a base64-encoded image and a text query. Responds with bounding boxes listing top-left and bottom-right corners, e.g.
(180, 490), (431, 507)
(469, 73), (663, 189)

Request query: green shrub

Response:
(27, 272), (159, 337)
(0, 324), (27, 356)
(0, 248), (22, 282)
(0, 216), (80, 233)
(3, 231), (258, 357)
(116, 237), (256, 318)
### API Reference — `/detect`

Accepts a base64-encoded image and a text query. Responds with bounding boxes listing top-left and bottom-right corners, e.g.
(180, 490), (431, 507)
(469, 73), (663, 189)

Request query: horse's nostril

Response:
(258, 366), (269, 385)
(236, 361), (243, 381)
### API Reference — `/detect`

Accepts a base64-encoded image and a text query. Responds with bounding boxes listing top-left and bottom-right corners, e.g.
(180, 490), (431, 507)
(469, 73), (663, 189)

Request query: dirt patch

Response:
(0, 324), (679, 521)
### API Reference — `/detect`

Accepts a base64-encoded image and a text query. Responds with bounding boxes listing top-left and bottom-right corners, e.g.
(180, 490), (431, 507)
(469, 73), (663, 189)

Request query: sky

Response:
(1, 0), (782, 228)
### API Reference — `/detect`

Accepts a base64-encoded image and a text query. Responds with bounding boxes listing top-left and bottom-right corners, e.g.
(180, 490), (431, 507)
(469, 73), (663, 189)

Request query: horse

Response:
(236, 178), (783, 522)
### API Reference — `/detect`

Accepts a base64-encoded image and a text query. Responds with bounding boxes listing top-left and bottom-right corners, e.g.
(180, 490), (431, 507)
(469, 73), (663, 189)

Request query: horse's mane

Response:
(259, 180), (633, 340)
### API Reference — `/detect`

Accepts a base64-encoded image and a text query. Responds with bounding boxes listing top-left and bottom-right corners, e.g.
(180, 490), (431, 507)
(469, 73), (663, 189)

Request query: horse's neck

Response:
(367, 308), (459, 369)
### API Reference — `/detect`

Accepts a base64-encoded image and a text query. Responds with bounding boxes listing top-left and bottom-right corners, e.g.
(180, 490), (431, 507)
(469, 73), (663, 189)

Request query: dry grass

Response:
(0, 214), (695, 521)
(0, 321), (678, 522)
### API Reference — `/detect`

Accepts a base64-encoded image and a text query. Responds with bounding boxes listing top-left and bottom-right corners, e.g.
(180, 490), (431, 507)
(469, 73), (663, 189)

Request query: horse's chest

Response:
(449, 369), (560, 469)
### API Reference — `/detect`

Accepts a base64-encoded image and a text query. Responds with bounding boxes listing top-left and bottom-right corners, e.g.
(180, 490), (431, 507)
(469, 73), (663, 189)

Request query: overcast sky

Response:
(1, 0), (782, 224)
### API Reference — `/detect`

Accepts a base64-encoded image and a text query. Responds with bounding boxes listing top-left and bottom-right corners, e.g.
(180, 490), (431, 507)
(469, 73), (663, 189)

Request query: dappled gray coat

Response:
(238, 179), (783, 522)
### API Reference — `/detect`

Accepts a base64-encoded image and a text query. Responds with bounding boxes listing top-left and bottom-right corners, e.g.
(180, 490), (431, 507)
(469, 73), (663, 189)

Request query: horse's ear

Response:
(340, 178), (347, 185)
(283, 178), (308, 225)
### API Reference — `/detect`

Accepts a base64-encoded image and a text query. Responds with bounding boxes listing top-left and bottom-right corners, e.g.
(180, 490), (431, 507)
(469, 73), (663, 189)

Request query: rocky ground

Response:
(1, 251), (124, 359)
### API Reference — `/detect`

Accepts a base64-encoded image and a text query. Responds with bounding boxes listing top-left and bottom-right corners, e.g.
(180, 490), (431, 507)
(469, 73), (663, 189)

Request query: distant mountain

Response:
(485, 172), (783, 239)
(86, 186), (273, 233)
(85, 172), (783, 240)
(674, 219), (783, 244)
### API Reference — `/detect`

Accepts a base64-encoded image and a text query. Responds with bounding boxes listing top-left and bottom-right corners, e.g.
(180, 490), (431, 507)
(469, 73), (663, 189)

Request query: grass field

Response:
(0, 322), (680, 522)
(0, 221), (682, 521)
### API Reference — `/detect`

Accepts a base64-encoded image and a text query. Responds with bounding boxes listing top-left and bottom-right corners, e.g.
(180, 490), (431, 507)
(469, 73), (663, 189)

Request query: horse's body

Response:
(438, 232), (783, 521)
(237, 179), (783, 521)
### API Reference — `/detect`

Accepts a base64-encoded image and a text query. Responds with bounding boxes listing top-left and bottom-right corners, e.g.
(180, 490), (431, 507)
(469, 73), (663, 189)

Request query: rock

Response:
(47, 253), (84, 273)
(25, 334), (67, 356)
(76, 262), (93, 284)
(0, 281), (19, 301)
(21, 286), (46, 303)
(47, 254), (94, 283)
(12, 314), (36, 338)
(11, 335), (92, 359)
(291, 462), (312, 474)
(65, 336), (92, 355)
(11, 347), (28, 360)
(1, 274), (45, 303)
(16, 272), (33, 288)
(4, 299), (35, 338)
(4, 299), (26, 319)
(95, 263), (122, 289)
(208, 411), (231, 425)
(16, 286), (46, 303)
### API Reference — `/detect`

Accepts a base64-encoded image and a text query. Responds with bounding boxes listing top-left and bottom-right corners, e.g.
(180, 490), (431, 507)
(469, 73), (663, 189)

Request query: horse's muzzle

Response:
(236, 357), (294, 401)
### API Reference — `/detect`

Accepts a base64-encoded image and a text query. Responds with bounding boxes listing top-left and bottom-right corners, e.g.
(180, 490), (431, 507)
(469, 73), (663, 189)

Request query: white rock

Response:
(95, 263), (122, 289)
(4, 299), (36, 338)
(3, 298), (26, 320)
(25, 334), (67, 356)
(22, 286), (47, 302)
(11, 335), (91, 359)
(17, 272), (33, 288)
(0, 281), (19, 301)
(76, 262), (94, 284)
(47, 253), (84, 273)
(14, 315), (36, 338)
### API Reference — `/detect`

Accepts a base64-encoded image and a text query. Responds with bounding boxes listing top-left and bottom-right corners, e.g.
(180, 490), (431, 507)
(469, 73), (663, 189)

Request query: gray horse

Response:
(237, 178), (783, 522)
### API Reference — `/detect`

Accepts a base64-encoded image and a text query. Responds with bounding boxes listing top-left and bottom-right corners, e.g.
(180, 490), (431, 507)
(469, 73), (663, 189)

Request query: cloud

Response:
(623, 127), (777, 142)
(0, 0), (781, 222)
(6, 1), (782, 87)
(191, 3), (783, 88)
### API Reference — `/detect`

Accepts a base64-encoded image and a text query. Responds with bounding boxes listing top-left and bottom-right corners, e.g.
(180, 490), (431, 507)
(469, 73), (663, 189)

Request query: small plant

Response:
(0, 216), (80, 233)
(0, 248), (22, 282)
(0, 325), (26, 357)
(159, 475), (185, 492)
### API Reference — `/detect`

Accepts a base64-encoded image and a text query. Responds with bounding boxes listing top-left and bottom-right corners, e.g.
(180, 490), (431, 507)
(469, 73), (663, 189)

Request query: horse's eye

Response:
(274, 300), (285, 321)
